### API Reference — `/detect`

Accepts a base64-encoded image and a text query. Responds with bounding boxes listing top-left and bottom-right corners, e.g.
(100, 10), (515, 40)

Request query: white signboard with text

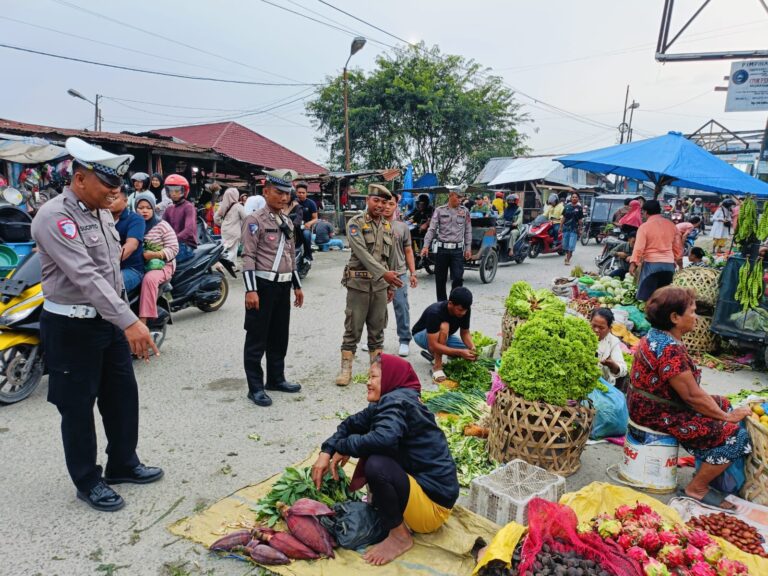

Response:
(725, 60), (768, 112)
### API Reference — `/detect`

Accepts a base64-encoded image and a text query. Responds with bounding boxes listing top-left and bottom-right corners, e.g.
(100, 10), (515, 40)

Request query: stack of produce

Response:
(478, 542), (613, 576)
(582, 501), (752, 575)
(501, 281), (565, 352)
(735, 258), (764, 311)
(443, 356), (495, 392)
(568, 291), (601, 318)
(735, 197), (758, 246)
(687, 513), (766, 558)
(587, 275), (638, 306)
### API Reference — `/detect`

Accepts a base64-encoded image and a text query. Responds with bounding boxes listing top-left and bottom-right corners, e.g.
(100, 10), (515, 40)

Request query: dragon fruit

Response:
(597, 518), (623, 539)
(688, 529), (714, 549)
(638, 511), (664, 529)
(633, 502), (654, 517)
(627, 546), (650, 563)
(715, 558), (749, 576)
(639, 528), (663, 554)
(615, 504), (636, 522)
(675, 525), (691, 544)
(684, 544), (705, 564)
(676, 569), (693, 576)
(659, 530), (682, 546)
(690, 561), (717, 576)
(658, 544), (686, 568)
(577, 521), (593, 534)
(617, 533), (636, 550)
(702, 543), (723, 565)
(644, 558), (672, 576)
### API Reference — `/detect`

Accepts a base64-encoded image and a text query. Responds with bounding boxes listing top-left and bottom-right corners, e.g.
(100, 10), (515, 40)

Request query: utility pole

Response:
(619, 85), (630, 144)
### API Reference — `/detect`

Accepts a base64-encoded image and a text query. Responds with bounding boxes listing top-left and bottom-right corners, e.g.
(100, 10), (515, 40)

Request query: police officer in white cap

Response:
(31, 137), (163, 512)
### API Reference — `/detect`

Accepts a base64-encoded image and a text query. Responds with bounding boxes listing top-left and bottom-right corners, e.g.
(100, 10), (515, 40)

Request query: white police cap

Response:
(66, 137), (133, 187)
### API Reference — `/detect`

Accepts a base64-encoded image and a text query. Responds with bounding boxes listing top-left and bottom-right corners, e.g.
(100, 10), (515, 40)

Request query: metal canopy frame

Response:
(686, 119), (765, 154)
(656, 0), (768, 62)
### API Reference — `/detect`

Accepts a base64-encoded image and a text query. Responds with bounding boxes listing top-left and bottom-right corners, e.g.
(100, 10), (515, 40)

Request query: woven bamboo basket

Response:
(681, 314), (718, 356)
(672, 267), (721, 311)
(741, 408), (768, 506)
(488, 387), (595, 476)
(500, 310), (527, 354)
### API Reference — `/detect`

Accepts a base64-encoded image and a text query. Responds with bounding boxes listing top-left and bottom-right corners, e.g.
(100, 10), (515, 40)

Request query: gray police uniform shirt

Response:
(423, 204), (472, 248)
(31, 187), (137, 330)
(240, 206), (299, 290)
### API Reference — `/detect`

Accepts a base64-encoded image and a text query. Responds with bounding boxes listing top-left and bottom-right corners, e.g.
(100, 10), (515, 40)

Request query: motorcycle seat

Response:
(175, 243), (219, 271)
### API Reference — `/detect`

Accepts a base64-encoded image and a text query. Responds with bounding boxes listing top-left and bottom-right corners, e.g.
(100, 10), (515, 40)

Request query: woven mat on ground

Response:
(168, 453), (499, 576)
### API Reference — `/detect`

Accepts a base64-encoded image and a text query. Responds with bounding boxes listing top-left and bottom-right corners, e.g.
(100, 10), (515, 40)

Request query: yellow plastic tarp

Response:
(168, 454), (500, 576)
(473, 482), (768, 575)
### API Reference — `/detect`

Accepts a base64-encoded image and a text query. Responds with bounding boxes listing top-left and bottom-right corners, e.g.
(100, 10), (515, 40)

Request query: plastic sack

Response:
(586, 379), (629, 439)
(319, 501), (387, 550)
(145, 258), (165, 271)
(551, 277), (577, 297)
(614, 305), (650, 335)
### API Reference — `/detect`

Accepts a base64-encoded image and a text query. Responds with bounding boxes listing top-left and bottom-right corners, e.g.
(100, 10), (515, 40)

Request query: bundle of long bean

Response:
(734, 196), (757, 244)
(734, 258), (764, 310)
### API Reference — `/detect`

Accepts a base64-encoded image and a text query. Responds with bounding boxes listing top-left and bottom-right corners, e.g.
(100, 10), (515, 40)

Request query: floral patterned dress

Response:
(628, 328), (751, 465)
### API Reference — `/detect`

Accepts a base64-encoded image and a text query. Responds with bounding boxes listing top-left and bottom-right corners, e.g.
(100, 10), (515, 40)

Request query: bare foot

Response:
(363, 524), (413, 566)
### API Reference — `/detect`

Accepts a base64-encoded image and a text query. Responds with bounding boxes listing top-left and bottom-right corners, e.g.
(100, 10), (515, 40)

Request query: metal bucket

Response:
(619, 419), (679, 493)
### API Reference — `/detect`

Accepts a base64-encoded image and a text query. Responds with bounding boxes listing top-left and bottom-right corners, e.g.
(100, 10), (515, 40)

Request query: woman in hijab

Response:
(214, 187), (246, 267)
(311, 354), (459, 566)
(134, 192), (178, 324)
(618, 199), (643, 234)
(148, 173), (171, 216)
(243, 194), (266, 217)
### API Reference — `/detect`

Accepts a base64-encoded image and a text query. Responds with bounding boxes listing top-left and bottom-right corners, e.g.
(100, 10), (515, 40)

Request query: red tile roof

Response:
(151, 122), (325, 174)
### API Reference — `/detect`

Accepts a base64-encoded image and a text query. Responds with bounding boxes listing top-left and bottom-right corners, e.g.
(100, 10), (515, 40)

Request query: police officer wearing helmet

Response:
(421, 189), (472, 302)
(31, 137), (163, 512)
(241, 169), (304, 407)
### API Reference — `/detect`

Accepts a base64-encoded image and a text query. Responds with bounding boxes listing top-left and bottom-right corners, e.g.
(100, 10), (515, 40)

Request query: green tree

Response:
(306, 43), (528, 183)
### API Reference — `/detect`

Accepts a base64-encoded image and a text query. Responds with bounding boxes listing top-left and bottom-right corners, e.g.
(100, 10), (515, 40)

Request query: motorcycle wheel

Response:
(515, 243), (529, 264)
(424, 260), (434, 275)
(580, 230), (590, 246)
(149, 323), (167, 351)
(197, 274), (229, 312)
(598, 257), (615, 277)
(595, 236), (603, 245)
(529, 241), (541, 258)
(0, 344), (44, 404)
(479, 250), (498, 284)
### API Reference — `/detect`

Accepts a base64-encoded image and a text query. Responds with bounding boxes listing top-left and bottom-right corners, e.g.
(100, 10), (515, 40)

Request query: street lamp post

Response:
(627, 100), (640, 143)
(67, 89), (102, 131)
(343, 36), (366, 172)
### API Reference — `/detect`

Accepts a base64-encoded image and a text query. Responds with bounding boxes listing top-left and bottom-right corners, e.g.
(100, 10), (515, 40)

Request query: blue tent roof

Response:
(557, 131), (768, 197)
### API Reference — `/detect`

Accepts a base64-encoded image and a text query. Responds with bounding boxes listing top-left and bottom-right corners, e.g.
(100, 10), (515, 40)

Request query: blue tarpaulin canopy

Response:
(557, 131), (768, 198)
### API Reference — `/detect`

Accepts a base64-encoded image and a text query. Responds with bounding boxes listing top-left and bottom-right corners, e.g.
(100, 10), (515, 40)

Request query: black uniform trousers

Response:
(243, 277), (291, 392)
(434, 247), (465, 302)
(41, 311), (140, 493)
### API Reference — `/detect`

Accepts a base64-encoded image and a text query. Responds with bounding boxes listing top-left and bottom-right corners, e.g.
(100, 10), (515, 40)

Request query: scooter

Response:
(527, 216), (564, 258)
(683, 227), (700, 257)
(408, 223), (434, 274)
(296, 242), (311, 280)
(496, 221), (530, 265)
(168, 242), (237, 313)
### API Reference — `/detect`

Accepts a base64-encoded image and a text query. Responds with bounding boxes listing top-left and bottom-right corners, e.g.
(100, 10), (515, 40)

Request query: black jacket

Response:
(321, 388), (459, 509)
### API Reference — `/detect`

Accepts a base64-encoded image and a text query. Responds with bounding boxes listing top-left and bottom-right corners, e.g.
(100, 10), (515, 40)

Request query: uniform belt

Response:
(43, 300), (99, 319)
(346, 270), (374, 279)
(436, 241), (464, 250)
(254, 270), (292, 283)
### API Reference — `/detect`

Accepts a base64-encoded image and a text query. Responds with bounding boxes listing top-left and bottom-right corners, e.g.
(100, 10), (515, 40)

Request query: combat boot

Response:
(335, 351), (355, 386)
(369, 349), (383, 364)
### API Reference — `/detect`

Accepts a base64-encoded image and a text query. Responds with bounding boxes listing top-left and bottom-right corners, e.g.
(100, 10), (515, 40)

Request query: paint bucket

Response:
(618, 419), (679, 493)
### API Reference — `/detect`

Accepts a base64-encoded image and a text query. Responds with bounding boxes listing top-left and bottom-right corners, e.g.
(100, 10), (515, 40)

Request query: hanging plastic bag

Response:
(319, 501), (388, 550)
(586, 378), (629, 439)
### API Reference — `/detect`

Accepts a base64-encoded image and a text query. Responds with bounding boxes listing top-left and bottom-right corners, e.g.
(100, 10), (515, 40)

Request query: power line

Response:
(103, 97), (262, 113)
(316, 0), (413, 45)
(0, 43), (320, 86)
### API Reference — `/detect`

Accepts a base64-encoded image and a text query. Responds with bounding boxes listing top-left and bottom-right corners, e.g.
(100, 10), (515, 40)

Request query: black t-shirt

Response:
(412, 301), (470, 336)
(299, 198), (318, 222)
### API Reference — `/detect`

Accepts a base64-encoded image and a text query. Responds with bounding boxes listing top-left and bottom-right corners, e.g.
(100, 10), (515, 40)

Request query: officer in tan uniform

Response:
(421, 189), (472, 302)
(241, 169), (304, 407)
(31, 137), (162, 512)
(335, 184), (403, 386)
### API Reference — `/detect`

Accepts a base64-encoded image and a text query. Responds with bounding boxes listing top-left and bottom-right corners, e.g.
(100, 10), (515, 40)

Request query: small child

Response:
(687, 246), (707, 267)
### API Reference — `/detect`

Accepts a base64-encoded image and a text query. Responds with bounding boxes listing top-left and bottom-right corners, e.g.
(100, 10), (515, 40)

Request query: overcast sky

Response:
(2, 0), (767, 169)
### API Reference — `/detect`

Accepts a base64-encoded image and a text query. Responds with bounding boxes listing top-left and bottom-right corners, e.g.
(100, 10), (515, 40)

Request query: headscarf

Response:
(244, 195), (266, 216)
(134, 192), (160, 232)
(148, 172), (164, 203)
(379, 354), (421, 396)
(619, 199), (643, 228)
(217, 187), (239, 219)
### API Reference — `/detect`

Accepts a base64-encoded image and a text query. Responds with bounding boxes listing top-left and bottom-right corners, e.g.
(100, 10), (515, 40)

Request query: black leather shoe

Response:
(265, 381), (301, 393)
(247, 390), (273, 406)
(105, 464), (164, 485)
(77, 481), (125, 512)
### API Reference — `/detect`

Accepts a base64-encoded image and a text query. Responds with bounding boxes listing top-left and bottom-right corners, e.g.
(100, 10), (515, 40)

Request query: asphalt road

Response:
(1, 241), (765, 576)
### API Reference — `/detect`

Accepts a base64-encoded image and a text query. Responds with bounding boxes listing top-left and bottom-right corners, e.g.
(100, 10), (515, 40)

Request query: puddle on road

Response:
(206, 378), (245, 391)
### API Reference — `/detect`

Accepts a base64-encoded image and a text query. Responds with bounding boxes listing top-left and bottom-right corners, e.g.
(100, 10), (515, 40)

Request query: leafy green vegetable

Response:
(443, 358), (493, 391)
(437, 414), (496, 488)
(471, 331), (496, 348)
(728, 387), (768, 404)
(252, 466), (361, 527)
(498, 311), (602, 405)
(505, 281), (565, 318)
(423, 388), (487, 420)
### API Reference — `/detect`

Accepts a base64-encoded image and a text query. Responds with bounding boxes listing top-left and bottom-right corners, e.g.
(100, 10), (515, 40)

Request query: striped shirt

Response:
(145, 220), (179, 274)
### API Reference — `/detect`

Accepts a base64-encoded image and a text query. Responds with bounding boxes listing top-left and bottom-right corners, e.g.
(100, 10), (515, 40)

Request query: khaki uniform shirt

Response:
(345, 211), (396, 291)
(240, 206), (299, 290)
(31, 187), (137, 330)
(390, 220), (411, 275)
(423, 204), (472, 247)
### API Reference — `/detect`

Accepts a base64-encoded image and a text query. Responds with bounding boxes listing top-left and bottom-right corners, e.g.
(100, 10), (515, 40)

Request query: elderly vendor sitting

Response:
(311, 354), (459, 566)
(628, 286), (752, 509)
(590, 308), (627, 385)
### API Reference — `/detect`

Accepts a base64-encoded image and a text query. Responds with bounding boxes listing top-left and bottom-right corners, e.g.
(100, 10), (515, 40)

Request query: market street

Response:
(1, 243), (766, 576)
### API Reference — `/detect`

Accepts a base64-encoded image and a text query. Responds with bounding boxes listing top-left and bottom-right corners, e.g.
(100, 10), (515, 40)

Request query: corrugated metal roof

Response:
(488, 157), (594, 188)
(474, 157), (515, 184)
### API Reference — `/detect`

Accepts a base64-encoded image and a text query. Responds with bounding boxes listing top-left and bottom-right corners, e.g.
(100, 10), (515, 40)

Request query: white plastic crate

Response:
(467, 459), (566, 526)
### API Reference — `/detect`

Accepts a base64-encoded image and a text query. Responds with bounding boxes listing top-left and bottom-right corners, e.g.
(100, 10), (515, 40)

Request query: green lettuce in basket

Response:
(471, 331), (496, 348)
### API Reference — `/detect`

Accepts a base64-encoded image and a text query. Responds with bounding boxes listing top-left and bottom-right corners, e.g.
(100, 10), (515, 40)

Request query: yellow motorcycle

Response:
(0, 251), (44, 403)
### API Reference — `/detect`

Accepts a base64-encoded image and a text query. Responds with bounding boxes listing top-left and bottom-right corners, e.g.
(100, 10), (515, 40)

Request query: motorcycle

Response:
(408, 223), (434, 274)
(496, 221), (530, 265)
(168, 242), (237, 313)
(527, 215), (564, 258)
(595, 227), (631, 276)
(0, 252), (173, 404)
(683, 227), (700, 256)
(295, 242), (311, 280)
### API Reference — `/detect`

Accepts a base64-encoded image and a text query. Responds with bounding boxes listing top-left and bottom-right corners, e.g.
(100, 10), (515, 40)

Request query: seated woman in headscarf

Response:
(311, 354), (459, 566)
(134, 192), (179, 324)
(618, 199), (643, 235)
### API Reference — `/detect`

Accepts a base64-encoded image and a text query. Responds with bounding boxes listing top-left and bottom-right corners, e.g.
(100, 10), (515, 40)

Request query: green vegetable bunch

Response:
(437, 415), (496, 487)
(735, 258), (764, 311)
(423, 388), (487, 420)
(252, 466), (361, 526)
(443, 358), (493, 391)
(505, 281), (565, 319)
(734, 196), (757, 245)
(471, 331), (496, 348)
(758, 207), (768, 241)
(498, 311), (601, 406)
